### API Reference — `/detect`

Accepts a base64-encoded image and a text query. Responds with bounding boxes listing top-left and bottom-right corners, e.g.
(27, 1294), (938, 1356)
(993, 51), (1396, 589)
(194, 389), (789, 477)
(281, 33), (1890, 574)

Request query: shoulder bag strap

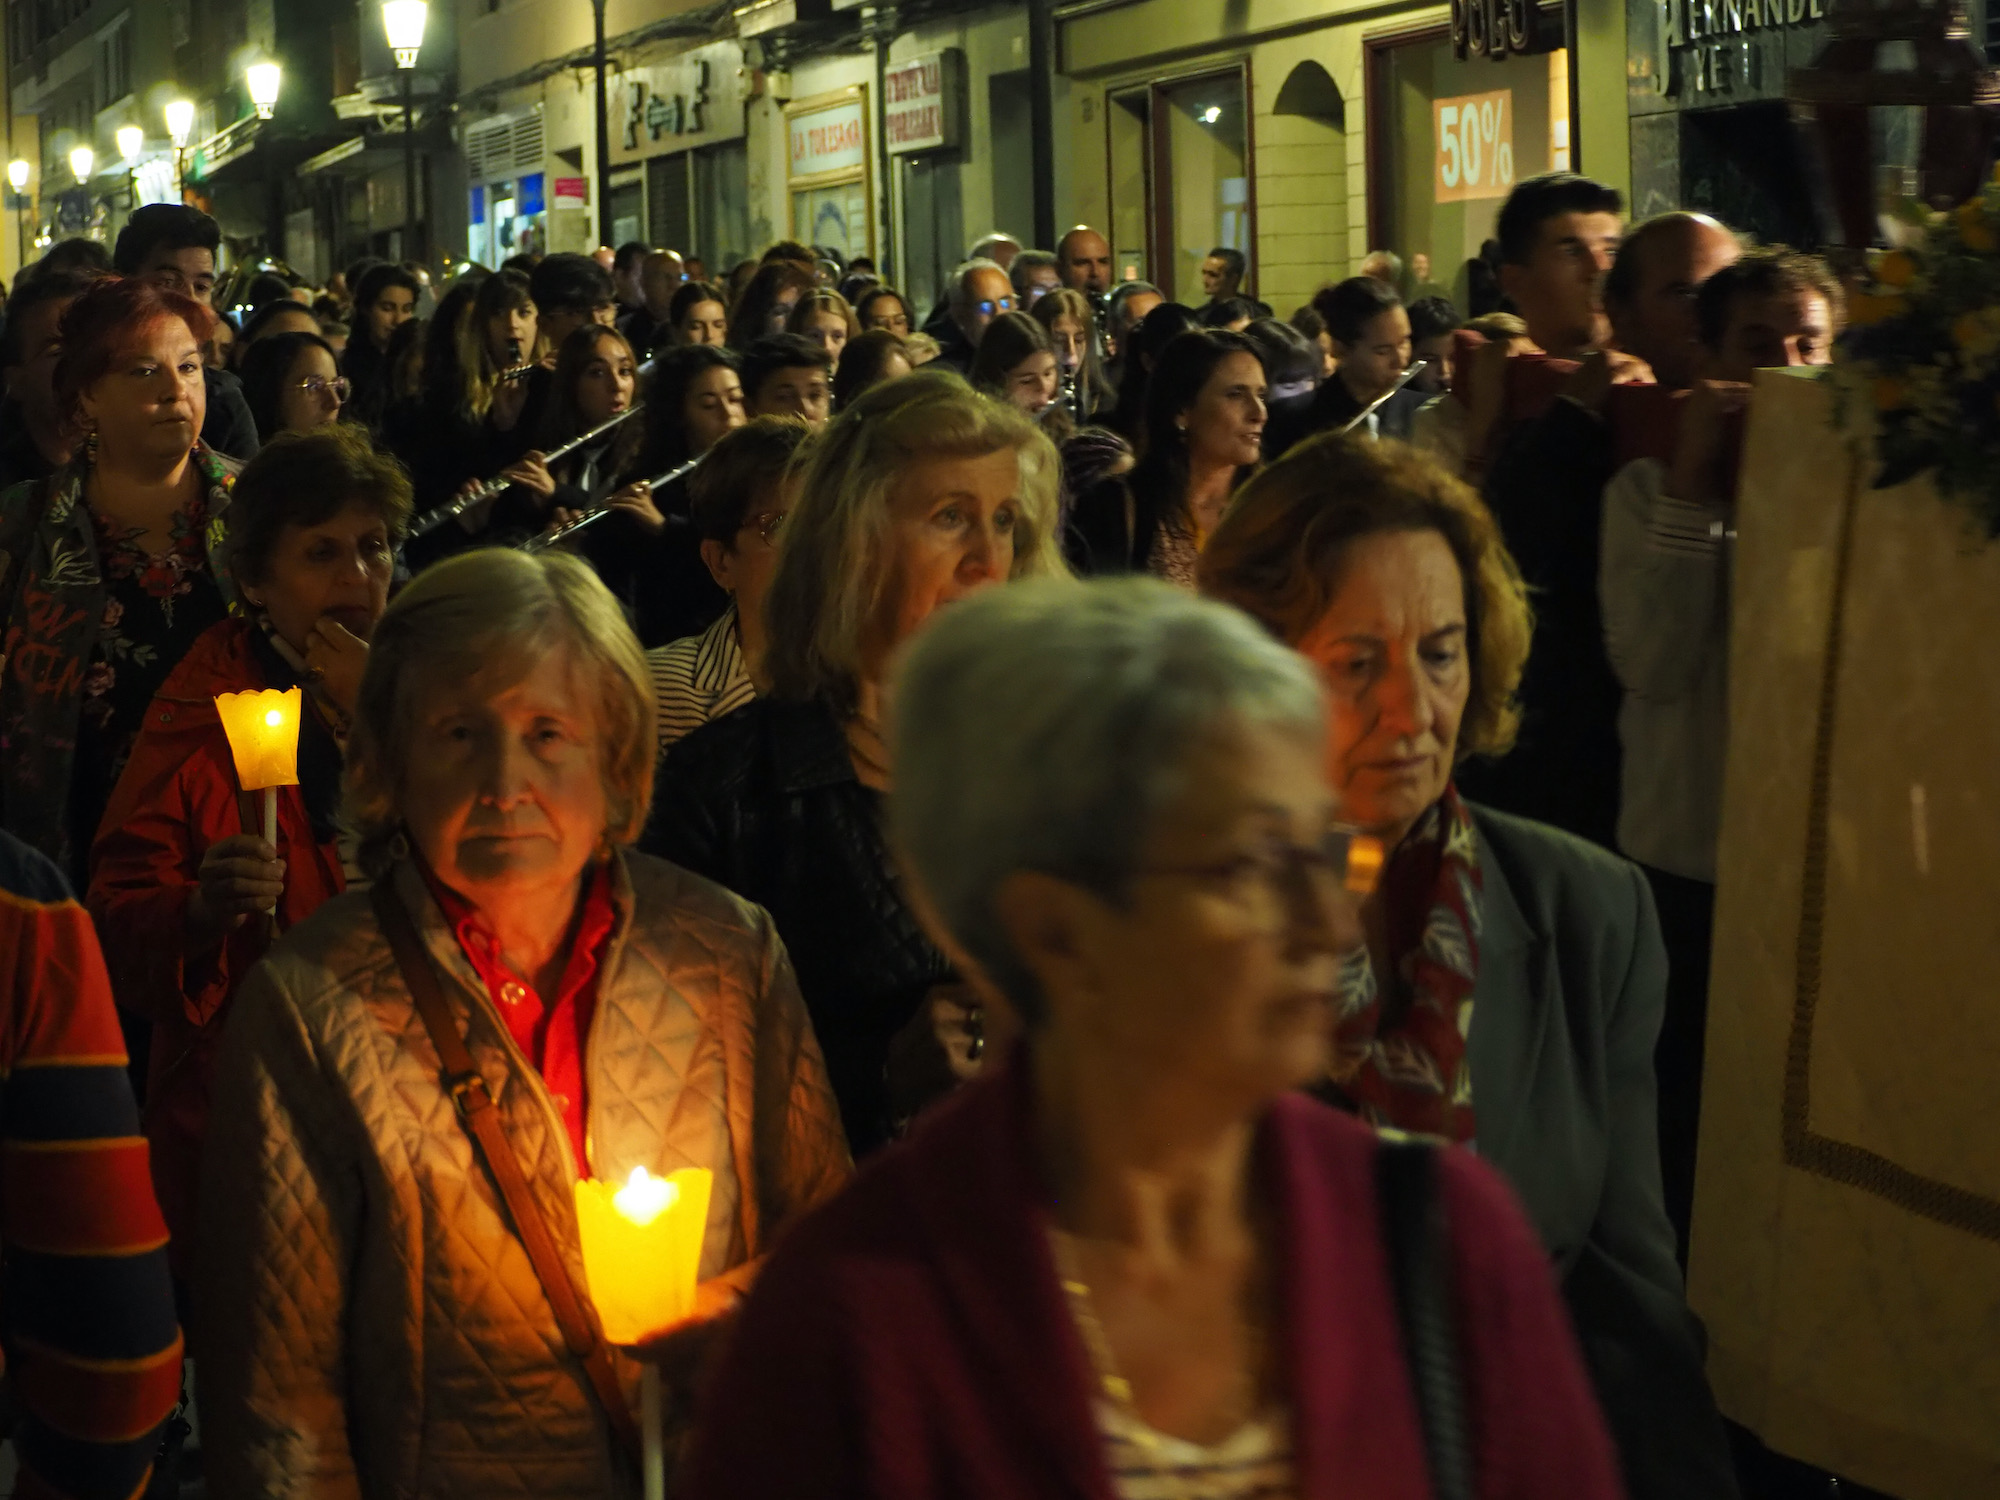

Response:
(1377, 1139), (1475, 1500)
(370, 881), (641, 1461)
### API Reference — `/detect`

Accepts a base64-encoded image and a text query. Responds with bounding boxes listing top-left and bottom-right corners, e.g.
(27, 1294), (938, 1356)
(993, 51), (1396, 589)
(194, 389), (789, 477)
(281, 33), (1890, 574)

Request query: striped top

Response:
(0, 829), (182, 1500)
(647, 603), (756, 753)
(1097, 1399), (1295, 1499)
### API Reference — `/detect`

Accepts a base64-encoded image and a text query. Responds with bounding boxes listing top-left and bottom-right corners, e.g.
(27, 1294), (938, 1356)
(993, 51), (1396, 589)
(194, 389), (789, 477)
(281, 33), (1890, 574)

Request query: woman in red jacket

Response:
(682, 577), (1625, 1500)
(88, 424), (410, 1275)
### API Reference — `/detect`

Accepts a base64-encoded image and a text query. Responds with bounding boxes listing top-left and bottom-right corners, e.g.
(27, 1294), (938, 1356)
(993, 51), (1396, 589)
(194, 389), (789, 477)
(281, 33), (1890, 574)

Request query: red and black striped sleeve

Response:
(1, 831), (183, 1500)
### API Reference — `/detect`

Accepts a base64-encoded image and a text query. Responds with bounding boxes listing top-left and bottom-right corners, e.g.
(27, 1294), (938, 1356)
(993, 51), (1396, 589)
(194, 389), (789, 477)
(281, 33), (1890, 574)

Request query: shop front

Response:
(786, 85), (875, 265)
(1625, 0), (1830, 244)
(463, 107), (551, 266)
(608, 41), (752, 272)
(1056, 0), (1628, 320)
(1366, 11), (1572, 309)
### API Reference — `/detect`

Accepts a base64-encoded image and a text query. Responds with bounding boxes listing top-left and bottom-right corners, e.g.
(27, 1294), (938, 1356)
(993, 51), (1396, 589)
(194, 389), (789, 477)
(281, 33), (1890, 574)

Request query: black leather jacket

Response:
(643, 697), (951, 1155)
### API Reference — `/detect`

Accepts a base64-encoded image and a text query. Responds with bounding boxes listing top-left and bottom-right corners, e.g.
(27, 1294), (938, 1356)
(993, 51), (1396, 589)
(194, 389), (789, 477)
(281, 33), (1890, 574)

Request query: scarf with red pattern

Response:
(1328, 784), (1481, 1142)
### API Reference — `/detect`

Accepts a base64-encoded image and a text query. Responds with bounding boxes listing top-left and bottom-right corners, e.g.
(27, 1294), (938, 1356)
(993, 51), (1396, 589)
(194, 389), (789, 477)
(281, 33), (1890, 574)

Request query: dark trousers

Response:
(1640, 863), (1715, 1268)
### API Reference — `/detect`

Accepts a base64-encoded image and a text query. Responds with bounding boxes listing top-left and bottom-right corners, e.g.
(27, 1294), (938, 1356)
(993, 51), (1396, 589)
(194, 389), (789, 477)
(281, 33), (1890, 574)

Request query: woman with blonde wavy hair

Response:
(197, 546), (849, 1499)
(646, 370), (1065, 1154)
(1196, 431), (1738, 1500)
(785, 287), (861, 369)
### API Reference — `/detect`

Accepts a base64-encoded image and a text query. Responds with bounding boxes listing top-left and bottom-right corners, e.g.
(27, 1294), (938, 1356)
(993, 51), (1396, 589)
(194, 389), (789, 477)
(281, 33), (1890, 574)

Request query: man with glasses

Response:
(933, 259), (1015, 375)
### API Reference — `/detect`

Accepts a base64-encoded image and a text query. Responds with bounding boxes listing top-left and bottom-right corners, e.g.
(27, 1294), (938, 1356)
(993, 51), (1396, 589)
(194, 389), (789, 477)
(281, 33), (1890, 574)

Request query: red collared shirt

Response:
(418, 858), (618, 1177)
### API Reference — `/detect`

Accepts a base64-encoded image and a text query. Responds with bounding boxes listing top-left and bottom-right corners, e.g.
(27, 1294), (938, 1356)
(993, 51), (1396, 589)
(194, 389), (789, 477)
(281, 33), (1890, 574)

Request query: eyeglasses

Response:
(741, 509), (787, 546)
(1135, 824), (1383, 931)
(297, 375), (351, 403)
(975, 298), (1017, 317)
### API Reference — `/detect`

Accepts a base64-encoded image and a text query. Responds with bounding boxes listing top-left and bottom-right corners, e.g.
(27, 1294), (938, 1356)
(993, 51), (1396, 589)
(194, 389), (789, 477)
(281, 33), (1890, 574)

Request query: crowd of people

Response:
(0, 177), (1858, 1500)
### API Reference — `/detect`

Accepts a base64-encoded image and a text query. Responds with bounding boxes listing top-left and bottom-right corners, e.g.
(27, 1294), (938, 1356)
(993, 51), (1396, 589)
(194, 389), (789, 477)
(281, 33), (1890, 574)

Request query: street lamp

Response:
(165, 99), (194, 201)
(382, 0), (428, 263)
(69, 145), (94, 186)
(7, 159), (28, 269)
(246, 62), (283, 121)
(116, 125), (144, 210)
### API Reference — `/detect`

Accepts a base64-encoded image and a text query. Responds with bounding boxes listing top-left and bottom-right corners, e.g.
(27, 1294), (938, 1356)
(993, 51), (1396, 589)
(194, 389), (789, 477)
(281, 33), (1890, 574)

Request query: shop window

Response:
(1106, 69), (1252, 302)
(902, 151), (965, 316)
(693, 142), (750, 274)
(1367, 17), (1567, 311)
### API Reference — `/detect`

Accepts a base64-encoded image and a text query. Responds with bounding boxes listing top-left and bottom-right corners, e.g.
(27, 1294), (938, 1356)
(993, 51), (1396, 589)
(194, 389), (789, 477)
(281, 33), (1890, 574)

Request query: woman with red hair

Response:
(0, 275), (239, 886)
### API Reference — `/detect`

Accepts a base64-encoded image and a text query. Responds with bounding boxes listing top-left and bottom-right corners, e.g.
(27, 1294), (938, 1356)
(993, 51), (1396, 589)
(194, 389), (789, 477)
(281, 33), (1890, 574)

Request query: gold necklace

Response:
(1046, 1227), (1270, 1495)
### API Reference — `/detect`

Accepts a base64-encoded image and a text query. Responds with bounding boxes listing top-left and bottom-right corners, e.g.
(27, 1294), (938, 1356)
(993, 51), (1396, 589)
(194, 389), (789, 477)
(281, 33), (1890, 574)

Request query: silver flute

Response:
(407, 405), (643, 540)
(524, 451), (702, 552)
(1339, 359), (1428, 435)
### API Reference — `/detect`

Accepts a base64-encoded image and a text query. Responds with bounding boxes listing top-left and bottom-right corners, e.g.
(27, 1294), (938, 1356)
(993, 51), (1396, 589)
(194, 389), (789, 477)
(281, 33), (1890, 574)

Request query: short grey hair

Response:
(889, 576), (1325, 1025)
(949, 257), (1007, 309)
(1009, 249), (1058, 299)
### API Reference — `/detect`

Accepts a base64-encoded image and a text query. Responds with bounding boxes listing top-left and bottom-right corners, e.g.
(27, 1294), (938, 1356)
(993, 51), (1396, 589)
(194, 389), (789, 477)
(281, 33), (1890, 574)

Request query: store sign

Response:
(612, 43), (747, 166)
(627, 62), (711, 147)
(1629, 0), (1828, 107)
(1434, 90), (1515, 203)
(1451, 0), (1538, 60)
(884, 52), (958, 154)
(554, 176), (588, 209)
(790, 97), (867, 178)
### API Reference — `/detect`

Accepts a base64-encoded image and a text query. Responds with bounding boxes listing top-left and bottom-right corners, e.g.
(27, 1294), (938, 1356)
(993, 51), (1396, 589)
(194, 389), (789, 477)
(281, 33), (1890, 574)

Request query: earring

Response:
(85, 425), (99, 462)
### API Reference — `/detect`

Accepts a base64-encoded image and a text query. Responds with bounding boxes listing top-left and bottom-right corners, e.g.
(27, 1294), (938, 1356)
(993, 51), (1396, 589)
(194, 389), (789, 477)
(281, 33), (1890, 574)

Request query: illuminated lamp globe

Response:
(382, 0), (429, 69)
(69, 145), (94, 185)
(246, 62), (283, 120)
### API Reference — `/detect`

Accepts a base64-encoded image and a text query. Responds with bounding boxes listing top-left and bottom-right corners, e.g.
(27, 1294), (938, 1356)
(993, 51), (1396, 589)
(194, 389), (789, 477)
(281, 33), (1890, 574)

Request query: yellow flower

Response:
(1847, 292), (1904, 327)
(1874, 377), (1906, 413)
(1876, 250), (1918, 287)
(1958, 202), (1996, 253)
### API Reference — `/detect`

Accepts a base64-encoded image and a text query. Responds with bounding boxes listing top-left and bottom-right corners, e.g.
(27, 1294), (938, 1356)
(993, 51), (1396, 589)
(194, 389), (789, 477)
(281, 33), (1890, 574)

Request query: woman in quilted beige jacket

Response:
(195, 549), (850, 1500)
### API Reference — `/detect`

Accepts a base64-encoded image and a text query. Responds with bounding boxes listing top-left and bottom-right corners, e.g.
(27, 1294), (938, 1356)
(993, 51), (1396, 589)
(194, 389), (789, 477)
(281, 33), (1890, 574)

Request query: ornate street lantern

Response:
(1790, 0), (2000, 248)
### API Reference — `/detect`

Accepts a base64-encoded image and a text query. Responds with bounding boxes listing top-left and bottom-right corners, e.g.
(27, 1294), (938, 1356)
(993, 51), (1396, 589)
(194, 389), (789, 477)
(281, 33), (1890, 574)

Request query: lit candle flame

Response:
(612, 1165), (679, 1227)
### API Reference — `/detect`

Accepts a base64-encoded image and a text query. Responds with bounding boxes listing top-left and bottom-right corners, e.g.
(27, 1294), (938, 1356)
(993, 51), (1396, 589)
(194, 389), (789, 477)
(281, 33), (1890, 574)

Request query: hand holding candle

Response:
(576, 1165), (712, 1500)
(574, 1165), (713, 1346)
(213, 687), (303, 914)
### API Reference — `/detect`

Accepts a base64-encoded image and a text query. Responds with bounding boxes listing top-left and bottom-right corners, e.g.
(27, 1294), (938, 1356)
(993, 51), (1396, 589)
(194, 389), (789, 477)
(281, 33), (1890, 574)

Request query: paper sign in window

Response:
(1434, 90), (1515, 203)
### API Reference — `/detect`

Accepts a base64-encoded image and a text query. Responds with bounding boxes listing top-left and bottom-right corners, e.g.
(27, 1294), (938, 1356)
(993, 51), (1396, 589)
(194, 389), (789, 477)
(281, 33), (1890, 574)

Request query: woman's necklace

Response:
(1046, 1226), (1270, 1497)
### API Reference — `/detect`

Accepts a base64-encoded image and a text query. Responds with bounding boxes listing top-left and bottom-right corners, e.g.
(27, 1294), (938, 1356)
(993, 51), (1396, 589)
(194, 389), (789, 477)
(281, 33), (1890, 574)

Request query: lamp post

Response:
(165, 99), (194, 201)
(246, 62), (283, 121)
(116, 124), (143, 208)
(592, 0), (611, 248)
(68, 145), (94, 238)
(382, 0), (428, 263)
(6, 159), (28, 270)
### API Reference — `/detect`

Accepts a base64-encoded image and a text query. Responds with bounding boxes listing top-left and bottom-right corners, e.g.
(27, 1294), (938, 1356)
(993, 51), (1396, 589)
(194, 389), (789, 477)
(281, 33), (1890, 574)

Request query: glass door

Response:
(1106, 68), (1252, 303)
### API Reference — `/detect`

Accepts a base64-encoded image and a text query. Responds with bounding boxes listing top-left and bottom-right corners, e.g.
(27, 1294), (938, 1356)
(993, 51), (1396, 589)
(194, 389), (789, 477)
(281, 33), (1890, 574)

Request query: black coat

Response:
(643, 698), (952, 1156)
(1297, 376), (1426, 447)
(1456, 397), (1623, 849)
(201, 366), (261, 462)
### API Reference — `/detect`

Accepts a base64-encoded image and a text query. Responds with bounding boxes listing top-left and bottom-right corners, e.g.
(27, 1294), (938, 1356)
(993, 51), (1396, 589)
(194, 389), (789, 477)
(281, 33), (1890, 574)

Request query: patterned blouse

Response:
(71, 489), (228, 859)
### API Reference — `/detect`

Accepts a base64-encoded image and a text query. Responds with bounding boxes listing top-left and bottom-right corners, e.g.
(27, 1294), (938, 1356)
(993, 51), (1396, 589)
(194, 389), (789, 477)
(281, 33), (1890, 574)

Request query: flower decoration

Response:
(1831, 177), (2000, 540)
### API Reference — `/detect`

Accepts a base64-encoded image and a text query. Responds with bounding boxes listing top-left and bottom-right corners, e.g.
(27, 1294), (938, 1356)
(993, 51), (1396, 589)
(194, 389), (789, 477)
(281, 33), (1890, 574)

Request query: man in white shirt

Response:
(1599, 246), (1841, 1253)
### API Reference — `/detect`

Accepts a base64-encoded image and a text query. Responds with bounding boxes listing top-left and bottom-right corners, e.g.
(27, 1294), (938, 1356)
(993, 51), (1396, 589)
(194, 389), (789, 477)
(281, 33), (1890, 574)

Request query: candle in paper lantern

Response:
(213, 687), (302, 909)
(213, 687), (303, 792)
(574, 1165), (712, 1346)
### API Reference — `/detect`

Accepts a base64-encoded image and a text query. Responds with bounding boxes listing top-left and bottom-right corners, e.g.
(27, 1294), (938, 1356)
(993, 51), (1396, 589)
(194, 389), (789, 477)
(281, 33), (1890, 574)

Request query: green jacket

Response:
(1466, 803), (1739, 1500)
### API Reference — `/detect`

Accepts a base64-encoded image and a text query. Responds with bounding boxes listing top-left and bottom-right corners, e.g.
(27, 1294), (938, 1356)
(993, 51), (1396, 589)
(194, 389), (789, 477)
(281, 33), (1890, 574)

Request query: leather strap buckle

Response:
(446, 1069), (492, 1117)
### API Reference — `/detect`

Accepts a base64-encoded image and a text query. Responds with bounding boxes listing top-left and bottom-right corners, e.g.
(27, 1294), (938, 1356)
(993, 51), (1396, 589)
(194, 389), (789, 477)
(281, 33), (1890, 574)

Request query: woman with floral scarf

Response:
(1199, 431), (1743, 1500)
(0, 275), (238, 888)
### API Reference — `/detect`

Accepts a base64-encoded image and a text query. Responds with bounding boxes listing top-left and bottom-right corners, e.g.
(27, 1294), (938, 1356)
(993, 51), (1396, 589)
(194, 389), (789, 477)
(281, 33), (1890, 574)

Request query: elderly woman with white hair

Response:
(644, 370), (1066, 1155)
(679, 577), (1624, 1500)
(196, 548), (848, 1499)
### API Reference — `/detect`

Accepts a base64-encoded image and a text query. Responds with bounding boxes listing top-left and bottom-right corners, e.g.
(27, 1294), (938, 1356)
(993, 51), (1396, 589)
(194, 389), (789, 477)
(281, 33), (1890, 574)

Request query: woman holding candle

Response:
(643, 372), (1065, 1155)
(86, 424), (408, 1280)
(0, 274), (237, 889)
(197, 546), (848, 1497)
(681, 576), (1624, 1499)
